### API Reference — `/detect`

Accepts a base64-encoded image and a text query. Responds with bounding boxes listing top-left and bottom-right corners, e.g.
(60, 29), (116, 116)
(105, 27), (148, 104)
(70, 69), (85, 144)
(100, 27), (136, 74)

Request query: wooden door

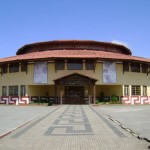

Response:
(65, 86), (84, 104)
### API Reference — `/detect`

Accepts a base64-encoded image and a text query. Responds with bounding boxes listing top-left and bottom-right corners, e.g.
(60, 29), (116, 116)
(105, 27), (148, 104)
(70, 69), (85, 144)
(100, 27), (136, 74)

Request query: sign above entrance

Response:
(62, 80), (88, 86)
(54, 73), (97, 86)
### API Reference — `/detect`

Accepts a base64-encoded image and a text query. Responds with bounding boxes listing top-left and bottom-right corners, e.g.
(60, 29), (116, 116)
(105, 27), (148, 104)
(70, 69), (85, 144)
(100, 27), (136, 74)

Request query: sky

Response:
(0, 0), (150, 59)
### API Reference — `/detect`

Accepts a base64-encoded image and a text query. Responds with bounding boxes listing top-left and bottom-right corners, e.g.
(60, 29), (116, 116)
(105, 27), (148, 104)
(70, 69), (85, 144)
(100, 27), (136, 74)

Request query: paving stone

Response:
(0, 105), (149, 150)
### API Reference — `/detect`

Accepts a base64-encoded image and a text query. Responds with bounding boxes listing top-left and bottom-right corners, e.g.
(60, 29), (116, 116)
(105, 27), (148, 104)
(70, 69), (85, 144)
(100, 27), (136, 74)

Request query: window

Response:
(86, 60), (94, 70)
(131, 86), (140, 95)
(9, 63), (19, 73)
(21, 62), (27, 72)
(131, 63), (140, 72)
(143, 86), (147, 96)
(1, 64), (8, 74)
(124, 85), (129, 96)
(2, 86), (7, 96)
(20, 85), (26, 96)
(9, 86), (18, 96)
(67, 60), (83, 70)
(123, 62), (129, 72)
(55, 60), (65, 70)
(142, 64), (148, 73)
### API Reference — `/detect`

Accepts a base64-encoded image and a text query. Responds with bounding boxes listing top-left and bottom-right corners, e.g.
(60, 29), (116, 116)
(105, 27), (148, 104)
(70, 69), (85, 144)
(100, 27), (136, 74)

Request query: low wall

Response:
(0, 96), (58, 105)
(0, 96), (29, 105)
(121, 96), (150, 105)
(1, 96), (150, 105)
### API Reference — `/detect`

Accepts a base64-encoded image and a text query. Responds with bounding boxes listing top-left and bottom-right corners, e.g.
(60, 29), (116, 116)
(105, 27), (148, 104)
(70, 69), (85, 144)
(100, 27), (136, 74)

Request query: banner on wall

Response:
(103, 61), (116, 83)
(34, 61), (48, 83)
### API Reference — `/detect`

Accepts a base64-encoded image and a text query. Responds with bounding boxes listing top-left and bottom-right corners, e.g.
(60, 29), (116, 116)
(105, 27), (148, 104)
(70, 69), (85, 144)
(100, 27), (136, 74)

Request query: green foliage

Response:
(111, 95), (119, 104)
(96, 100), (99, 104)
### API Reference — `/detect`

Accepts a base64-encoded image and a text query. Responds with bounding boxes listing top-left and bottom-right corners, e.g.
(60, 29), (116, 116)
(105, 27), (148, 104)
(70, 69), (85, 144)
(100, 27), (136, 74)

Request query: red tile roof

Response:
(0, 50), (150, 63)
(16, 40), (132, 55)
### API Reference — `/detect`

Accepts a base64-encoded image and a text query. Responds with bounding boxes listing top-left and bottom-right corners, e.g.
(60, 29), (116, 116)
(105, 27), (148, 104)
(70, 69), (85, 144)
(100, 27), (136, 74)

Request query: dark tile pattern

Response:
(45, 106), (93, 136)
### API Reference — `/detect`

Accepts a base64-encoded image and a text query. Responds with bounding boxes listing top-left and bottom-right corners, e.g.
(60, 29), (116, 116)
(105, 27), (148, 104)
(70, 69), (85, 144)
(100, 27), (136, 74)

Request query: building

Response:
(0, 40), (150, 105)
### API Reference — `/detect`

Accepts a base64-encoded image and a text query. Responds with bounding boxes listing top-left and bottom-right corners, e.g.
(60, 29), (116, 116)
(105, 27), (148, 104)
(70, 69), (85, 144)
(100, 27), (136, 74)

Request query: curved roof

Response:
(0, 49), (150, 63)
(0, 40), (149, 64)
(16, 40), (132, 55)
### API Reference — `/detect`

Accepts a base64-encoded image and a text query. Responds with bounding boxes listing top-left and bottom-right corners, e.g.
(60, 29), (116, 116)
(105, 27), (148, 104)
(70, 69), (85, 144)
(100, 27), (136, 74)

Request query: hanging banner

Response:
(103, 61), (116, 83)
(34, 61), (48, 83)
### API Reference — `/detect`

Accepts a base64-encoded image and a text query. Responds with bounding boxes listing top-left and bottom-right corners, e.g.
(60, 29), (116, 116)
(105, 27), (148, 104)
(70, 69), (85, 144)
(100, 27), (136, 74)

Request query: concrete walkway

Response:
(93, 105), (150, 141)
(0, 105), (149, 150)
(0, 105), (60, 138)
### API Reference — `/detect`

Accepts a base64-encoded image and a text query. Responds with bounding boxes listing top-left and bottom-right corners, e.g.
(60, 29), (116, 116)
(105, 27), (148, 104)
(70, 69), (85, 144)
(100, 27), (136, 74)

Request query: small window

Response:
(143, 86), (147, 96)
(67, 60), (83, 70)
(123, 62), (129, 72)
(131, 85), (140, 95)
(142, 64), (148, 73)
(131, 63), (140, 72)
(124, 85), (129, 96)
(9, 63), (19, 73)
(20, 85), (26, 96)
(9, 86), (18, 96)
(21, 62), (27, 72)
(1, 64), (8, 74)
(55, 60), (65, 70)
(2, 86), (7, 96)
(86, 60), (94, 70)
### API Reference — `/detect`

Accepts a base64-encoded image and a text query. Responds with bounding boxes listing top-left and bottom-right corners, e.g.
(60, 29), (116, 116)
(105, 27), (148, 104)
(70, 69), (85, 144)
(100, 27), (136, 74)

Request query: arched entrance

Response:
(53, 73), (97, 104)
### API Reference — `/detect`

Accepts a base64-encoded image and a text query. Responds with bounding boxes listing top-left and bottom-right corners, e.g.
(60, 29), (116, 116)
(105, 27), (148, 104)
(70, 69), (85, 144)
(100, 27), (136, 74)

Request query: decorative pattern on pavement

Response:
(45, 105), (93, 136)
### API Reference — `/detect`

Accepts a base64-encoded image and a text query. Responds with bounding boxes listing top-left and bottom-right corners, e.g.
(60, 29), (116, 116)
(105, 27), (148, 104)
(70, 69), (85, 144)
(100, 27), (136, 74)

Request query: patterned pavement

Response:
(0, 105), (149, 150)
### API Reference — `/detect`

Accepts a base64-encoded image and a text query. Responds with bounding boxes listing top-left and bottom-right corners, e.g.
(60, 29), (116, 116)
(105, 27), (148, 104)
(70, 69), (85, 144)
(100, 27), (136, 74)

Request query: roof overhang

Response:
(0, 50), (150, 64)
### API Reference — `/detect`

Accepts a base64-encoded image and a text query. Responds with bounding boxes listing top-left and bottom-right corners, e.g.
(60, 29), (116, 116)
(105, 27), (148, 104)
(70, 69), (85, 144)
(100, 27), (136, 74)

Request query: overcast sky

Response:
(0, 0), (150, 58)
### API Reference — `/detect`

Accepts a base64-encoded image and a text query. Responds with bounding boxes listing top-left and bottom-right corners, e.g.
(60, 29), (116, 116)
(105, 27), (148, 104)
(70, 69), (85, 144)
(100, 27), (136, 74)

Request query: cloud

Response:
(111, 40), (129, 48)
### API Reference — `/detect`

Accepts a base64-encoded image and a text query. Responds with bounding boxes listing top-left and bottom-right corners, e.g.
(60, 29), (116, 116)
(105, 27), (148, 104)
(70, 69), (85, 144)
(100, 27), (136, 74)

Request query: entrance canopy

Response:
(53, 73), (97, 85)
(53, 73), (98, 104)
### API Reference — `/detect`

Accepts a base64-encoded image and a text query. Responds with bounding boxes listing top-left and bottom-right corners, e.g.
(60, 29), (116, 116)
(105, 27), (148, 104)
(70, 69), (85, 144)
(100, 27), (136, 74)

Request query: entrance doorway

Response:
(53, 73), (98, 104)
(65, 86), (84, 104)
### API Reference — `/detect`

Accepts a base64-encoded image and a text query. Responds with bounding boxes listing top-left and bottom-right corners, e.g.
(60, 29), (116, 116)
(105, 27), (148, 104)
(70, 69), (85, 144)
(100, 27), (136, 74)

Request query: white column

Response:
(122, 85), (124, 96)
(88, 95), (91, 104)
(88, 85), (91, 104)
(129, 85), (131, 96)
(25, 85), (28, 96)
(140, 86), (143, 96)
(93, 85), (96, 104)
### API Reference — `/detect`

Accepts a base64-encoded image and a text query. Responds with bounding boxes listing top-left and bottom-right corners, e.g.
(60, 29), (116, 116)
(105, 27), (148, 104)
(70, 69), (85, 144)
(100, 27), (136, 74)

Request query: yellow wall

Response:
(47, 62), (102, 84)
(0, 64), (34, 85)
(0, 62), (150, 96)
(27, 85), (55, 96)
(116, 64), (150, 85)
(148, 86), (150, 96)
(96, 85), (122, 97)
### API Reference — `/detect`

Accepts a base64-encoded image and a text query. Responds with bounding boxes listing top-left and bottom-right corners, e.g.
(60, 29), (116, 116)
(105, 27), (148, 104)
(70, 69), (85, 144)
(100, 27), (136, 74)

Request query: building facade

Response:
(0, 40), (150, 105)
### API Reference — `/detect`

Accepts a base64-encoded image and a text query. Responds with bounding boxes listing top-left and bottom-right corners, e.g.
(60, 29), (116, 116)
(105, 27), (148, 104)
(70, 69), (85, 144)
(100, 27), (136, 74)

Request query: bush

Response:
(96, 100), (99, 104)
(111, 95), (118, 104)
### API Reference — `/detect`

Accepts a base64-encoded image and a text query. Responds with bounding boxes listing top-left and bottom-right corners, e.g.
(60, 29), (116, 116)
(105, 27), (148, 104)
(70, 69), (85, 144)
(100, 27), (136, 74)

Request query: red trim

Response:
(10, 96), (19, 105)
(0, 96), (9, 104)
(121, 96), (131, 105)
(20, 96), (30, 105)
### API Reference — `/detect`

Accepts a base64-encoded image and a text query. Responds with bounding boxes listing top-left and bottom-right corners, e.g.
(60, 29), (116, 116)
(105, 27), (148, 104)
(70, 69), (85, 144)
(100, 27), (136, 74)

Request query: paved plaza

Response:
(0, 105), (150, 150)
(94, 105), (150, 141)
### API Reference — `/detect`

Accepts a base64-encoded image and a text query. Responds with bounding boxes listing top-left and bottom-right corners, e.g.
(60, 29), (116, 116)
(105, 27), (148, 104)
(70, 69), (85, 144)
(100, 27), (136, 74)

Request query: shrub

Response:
(111, 95), (118, 104)
(96, 100), (99, 104)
